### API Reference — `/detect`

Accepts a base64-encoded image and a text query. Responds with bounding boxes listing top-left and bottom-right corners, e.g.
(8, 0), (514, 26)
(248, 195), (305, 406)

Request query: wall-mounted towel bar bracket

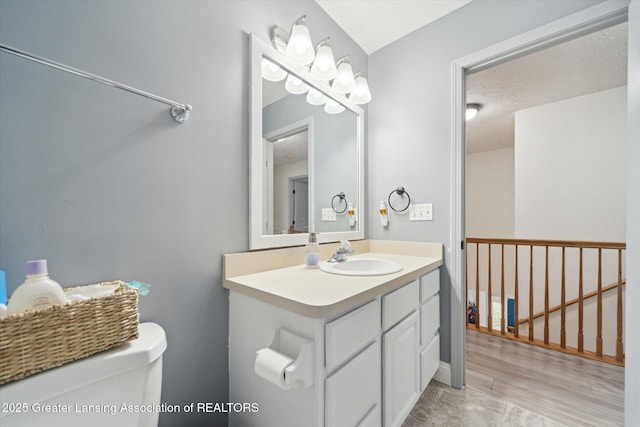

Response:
(0, 43), (192, 124)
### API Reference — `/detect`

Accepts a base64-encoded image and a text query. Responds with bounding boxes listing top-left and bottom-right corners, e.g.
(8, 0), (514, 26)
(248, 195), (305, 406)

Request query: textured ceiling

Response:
(466, 22), (628, 154)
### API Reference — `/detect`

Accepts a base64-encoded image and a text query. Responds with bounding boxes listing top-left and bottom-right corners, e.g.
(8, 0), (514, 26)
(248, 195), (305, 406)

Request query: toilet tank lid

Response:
(0, 322), (167, 402)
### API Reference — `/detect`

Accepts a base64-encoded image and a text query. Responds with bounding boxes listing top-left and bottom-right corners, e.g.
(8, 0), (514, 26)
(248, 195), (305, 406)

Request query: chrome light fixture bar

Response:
(0, 43), (192, 123)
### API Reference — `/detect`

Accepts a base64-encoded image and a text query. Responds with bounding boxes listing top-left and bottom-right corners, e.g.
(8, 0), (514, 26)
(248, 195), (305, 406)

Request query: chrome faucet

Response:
(329, 241), (355, 263)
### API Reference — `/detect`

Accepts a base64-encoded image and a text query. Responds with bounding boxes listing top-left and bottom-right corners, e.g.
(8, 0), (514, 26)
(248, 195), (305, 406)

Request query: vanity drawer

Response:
(420, 294), (440, 345)
(420, 333), (440, 392)
(420, 269), (440, 303)
(382, 280), (419, 331)
(326, 341), (381, 427)
(326, 299), (380, 372)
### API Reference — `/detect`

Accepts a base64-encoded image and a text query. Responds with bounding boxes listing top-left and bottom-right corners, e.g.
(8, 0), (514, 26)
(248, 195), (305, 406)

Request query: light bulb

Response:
(261, 58), (287, 82)
(310, 42), (337, 81)
(324, 99), (345, 114)
(332, 59), (355, 94)
(285, 74), (309, 95)
(306, 88), (327, 105)
(466, 104), (481, 121)
(349, 74), (372, 104)
(285, 19), (315, 65)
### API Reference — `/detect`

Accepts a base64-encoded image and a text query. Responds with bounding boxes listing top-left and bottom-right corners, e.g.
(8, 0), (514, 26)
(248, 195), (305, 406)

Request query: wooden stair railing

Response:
(518, 279), (626, 324)
(466, 237), (626, 366)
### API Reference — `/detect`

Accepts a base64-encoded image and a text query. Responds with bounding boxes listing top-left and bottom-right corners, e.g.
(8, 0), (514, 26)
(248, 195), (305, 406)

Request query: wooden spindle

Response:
(529, 245), (534, 342)
(475, 243), (480, 329)
(514, 245), (519, 338)
(544, 246), (549, 344)
(616, 248), (623, 362)
(488, 243), (493, 332)
(578, 248), (584, 352)
(501, 244), (505, 334)
(597, 248), (603, 357)
(561, 246), (566, 349)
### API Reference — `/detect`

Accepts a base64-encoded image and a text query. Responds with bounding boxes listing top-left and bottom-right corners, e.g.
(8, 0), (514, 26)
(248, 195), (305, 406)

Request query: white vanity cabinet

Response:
(225, 246), (442, 427)
(327, 269), (440, 427)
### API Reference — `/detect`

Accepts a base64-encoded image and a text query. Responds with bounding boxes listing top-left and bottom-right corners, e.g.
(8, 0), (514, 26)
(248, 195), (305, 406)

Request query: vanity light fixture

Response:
(324, 99), (345, 114)
(261, 58), (287, 82)
(285, 74), (310, 95)
(332, 56), (356, 94)
(466, 103), (482, 121)
(349, 73), (372, 105)
(310, 38), (338, 81)
(270, 15), (372, 109)
(284, 16), (315, 65)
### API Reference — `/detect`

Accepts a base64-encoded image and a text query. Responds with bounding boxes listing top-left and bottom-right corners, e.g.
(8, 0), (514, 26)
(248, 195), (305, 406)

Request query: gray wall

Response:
(626, 1), (639, 424)
(366, 0), (603, 364)
(0, 2), (366, 426)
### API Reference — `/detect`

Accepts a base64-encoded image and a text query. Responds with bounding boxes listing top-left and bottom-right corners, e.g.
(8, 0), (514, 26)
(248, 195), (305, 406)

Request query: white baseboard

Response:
(433, 361), (451, 386)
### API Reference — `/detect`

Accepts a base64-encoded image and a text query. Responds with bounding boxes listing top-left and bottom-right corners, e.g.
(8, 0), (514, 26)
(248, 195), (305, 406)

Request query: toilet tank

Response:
(0, 322), (167, 427)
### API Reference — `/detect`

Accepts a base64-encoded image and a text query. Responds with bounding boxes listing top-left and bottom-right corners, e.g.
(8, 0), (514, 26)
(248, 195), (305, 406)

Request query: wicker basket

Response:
(0, 280), (139, 385)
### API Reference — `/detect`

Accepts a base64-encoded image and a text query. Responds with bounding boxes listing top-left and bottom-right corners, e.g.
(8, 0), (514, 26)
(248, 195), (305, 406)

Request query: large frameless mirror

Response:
(250, 34), (364, 250)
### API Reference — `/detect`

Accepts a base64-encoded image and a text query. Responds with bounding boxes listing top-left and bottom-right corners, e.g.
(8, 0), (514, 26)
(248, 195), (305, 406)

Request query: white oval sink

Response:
(319, 258), (403, 276)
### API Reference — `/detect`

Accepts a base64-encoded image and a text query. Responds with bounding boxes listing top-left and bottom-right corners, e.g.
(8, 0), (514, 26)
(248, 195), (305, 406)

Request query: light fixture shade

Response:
(324, 99), (345, 114)
(285, 21), (315, 65)
(332, 59), (355, 94)
(466, 103), (481, 121)
(349, 75), (372, 104)
(261, 58), (287, 82)
(285, 74), (310, 95)
(310, 44), (337, 81)
(306, 88), (327, 105)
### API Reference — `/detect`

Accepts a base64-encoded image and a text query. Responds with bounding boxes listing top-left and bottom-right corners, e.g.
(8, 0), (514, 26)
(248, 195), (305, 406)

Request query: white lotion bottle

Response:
(7, 259), (67, 315)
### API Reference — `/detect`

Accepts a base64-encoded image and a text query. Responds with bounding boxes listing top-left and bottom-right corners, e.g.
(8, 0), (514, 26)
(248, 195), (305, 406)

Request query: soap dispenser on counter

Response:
(305, 232), (319, 268)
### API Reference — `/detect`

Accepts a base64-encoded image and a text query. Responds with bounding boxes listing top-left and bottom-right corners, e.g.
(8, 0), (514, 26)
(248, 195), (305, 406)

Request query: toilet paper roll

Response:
(255, 348), (294, 389)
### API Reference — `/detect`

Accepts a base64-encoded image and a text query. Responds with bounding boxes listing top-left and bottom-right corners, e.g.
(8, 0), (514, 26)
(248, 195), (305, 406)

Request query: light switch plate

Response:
(322, 208), (337, 221)
(409, 203), (433, 221)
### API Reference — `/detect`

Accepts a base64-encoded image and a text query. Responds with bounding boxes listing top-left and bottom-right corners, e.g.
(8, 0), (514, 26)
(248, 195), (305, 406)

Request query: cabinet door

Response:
(383, 311), (420, 427)
(326, 341), (381, 427)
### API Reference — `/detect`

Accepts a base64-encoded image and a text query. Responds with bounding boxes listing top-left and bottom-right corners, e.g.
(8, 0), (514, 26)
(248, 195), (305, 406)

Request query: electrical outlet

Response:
(409, 203), (433, 221)
(322, 208), (337, 221)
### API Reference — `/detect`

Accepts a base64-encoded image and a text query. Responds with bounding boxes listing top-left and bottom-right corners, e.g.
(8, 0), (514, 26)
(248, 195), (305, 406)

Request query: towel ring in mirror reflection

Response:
(388, 187), (411, 212)
(331, 192), (348, 214)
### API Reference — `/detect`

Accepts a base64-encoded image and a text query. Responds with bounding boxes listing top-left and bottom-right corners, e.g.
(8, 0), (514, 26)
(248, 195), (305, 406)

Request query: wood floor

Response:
(403, 330), (624, 426)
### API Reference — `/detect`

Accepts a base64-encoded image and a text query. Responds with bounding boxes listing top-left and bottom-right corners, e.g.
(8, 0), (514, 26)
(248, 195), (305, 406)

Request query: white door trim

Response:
(449, 0), (629, 389)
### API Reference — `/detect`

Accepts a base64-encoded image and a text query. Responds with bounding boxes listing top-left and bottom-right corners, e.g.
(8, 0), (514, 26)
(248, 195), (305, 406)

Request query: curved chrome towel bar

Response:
(0, 43), (192, 123)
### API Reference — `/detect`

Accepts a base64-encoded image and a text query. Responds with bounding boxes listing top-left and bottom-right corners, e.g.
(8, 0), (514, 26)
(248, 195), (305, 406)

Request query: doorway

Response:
(449, 2), (629, 390)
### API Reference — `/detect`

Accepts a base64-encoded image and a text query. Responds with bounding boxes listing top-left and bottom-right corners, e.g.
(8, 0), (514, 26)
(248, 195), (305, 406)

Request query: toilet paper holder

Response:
(255, 328), (314, 390)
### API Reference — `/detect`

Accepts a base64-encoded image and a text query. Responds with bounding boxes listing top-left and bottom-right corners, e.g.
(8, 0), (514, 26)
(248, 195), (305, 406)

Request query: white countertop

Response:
(223, 244), (442, 318)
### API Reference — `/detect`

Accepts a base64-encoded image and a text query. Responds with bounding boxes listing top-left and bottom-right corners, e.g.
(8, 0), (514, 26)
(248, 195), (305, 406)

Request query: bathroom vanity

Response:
(224, 240), (443, 427)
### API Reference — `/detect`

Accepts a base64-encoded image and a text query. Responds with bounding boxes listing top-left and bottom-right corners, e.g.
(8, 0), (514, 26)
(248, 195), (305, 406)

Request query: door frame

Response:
(449, 1), (629, 389)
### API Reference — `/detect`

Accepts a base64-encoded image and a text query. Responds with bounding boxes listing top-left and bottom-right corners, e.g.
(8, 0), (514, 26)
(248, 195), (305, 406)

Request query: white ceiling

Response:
(314, 0), (471, 54)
